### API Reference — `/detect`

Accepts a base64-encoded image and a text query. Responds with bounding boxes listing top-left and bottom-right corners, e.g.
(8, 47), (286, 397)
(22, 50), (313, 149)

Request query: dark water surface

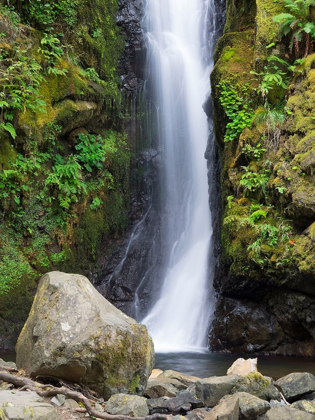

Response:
(155, 351), (315, 380)
(2, 351), (315, 380)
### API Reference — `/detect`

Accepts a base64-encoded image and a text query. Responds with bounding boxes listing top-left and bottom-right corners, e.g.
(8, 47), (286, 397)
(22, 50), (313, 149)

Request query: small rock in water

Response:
(227, 358), (257, 376)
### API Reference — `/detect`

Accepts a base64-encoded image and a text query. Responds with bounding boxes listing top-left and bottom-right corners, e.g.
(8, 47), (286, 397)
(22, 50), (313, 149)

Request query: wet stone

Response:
(147, 392), (203, 414)
(275, 372), (315, 402)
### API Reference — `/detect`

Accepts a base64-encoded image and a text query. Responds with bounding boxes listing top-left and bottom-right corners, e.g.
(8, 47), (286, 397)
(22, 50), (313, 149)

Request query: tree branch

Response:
(0, 371), (170, 420)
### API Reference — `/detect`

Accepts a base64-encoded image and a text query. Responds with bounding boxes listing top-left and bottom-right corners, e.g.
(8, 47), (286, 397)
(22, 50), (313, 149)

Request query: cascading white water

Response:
(141, 0), (216, 352)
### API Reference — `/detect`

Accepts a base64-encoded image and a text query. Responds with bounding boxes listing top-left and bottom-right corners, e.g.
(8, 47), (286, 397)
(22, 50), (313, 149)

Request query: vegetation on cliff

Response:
(211, 0), (315, 356)
(0, 0), (131, 347)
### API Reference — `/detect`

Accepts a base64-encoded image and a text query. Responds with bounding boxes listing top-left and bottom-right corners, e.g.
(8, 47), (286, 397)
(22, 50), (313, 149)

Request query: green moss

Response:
(224, 0), (256, 33)
(221, 46), (236, 62)
(128, 375), (141, 393)
(0, 136), (17, 169)
(255, 0), (286, 61)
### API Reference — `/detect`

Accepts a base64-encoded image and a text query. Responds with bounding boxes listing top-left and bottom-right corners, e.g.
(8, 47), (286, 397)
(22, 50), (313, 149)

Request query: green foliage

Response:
(250, 56), (289, 99)
(249, 209), (267, 223)
(45, 155), (86, 209)
(90, 197), (103, 211)
(242, 142), (266, 159)
(38, 34), (67, 76)
(227, 195), (234, 209)
(16, 0), (79, 29)
(85, 67), (101, 83)
(217, 81), (254, 142)
(0, 238), (34, 295)
(224, 202), (292, 267)
(0, 122), (16, 139)
(253, 103), (286, 149)
(247, 223), (291, 265)
(0, 5), (21, 26)
(0, 42), (45, 138)
(75, 133), (116, 173)
(273, 0), (315, 57)
(240, 166), (271, 196)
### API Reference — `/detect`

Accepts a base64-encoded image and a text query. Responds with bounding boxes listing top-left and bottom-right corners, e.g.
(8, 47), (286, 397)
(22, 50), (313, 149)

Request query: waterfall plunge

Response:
(141, 0), (217, 352)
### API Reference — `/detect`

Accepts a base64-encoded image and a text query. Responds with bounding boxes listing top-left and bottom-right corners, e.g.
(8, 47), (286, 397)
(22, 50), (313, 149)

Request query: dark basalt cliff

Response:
(210, 0), (315, 356)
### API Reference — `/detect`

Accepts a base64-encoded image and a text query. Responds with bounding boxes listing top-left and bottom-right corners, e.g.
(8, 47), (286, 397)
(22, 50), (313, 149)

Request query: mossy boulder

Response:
(16, 271), (154, 399)
(275, 372), (315, 402)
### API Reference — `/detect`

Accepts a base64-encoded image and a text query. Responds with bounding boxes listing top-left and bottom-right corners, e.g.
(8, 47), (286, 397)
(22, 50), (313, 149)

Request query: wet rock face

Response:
(210, 295), (315, 356)
(97, 146), (167, 320)
(117, 0), (145, 92)
(209, 0), (315, 358)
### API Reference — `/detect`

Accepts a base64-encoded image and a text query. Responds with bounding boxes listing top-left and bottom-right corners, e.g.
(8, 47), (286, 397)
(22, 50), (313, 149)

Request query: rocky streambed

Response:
(1, 358), (315, 419)
(1, 272), (315, 419)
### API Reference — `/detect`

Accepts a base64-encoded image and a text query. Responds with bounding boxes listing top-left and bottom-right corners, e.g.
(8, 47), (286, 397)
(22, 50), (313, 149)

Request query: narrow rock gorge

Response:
(1, 0), (315, 359)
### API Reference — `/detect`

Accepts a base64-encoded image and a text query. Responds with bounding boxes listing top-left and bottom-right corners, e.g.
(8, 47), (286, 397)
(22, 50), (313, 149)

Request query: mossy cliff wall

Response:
(210, 0), (315, 356)
(0, 0), (143, 350)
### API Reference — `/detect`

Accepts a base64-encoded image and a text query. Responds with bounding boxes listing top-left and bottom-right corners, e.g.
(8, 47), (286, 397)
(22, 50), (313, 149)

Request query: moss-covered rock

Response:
(16, 272), (154, 399)
(211, 0), (315, 357)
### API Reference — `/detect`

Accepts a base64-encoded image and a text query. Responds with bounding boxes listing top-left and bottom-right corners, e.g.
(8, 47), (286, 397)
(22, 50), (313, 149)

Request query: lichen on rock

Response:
(16, 271), (154, 399)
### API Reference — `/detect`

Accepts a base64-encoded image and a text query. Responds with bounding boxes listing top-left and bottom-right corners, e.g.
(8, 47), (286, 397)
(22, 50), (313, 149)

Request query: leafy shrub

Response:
(240, 166), (270, 196)
(217, 81), (254, 142)
(273, 0), (315, 57)
(250, 56), (290, 99)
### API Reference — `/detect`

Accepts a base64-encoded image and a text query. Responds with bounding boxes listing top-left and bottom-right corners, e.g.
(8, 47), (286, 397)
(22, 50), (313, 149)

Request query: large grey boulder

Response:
(275, 372), (315, 402)
(195, 375), (241, 407)
(0, 390), (59, 420)
(16, 272), (154, 399)
(105, 394), (149, 417)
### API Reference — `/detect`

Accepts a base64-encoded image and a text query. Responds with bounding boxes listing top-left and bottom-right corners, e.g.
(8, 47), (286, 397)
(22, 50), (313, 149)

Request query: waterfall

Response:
(140, 0), (217, 352)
